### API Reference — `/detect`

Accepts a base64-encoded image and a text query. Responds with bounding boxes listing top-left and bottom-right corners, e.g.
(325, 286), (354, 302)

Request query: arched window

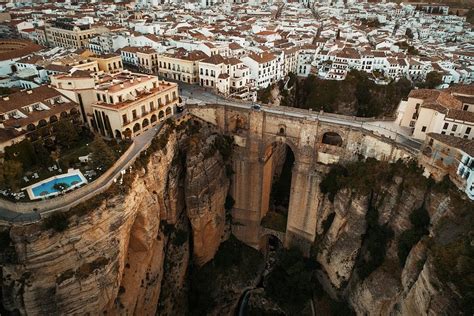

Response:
(114, 129), (122, 139)
(133, 123), (140, 133)
(49, 115), (58, 123)
(321, 132), (343, 147)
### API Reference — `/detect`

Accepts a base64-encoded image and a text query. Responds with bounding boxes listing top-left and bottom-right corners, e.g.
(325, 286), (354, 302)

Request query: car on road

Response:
(252, 104), (261, 111)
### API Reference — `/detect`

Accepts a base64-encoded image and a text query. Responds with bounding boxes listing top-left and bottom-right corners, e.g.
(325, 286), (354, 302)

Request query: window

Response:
(443, 123), (448, 129)
(96, 93), (101, 101)
(463, 104), (469, 111)
(466, 127), (472, 135)
(132, 110), (137, 119)
(421, 126), (427, 132)
(441, 131), (446, 135)
(452, 124), (458, 131)
(122, 114), (127, 124)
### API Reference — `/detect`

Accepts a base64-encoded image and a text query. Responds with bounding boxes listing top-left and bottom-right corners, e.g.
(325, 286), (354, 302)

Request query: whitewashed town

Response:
(0, 0), (473, 315)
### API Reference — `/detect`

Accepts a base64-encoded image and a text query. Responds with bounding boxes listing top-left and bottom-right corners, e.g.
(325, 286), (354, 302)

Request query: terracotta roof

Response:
(0, 86), (66, 114)
(410, 89), (463, 112)
(428, 133), (474, 157)
(201, 54), (225, 65)
(447, 85), (474, 97)
(0, 128), (26, 143)
(248, 52), (276, 63)
(229, 42), (242, 50)
(446, 109), (474, 123)
(0, 39), (43, 62)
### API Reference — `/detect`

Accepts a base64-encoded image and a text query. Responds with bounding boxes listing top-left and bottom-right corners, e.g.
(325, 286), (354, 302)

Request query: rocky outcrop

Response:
(313, 168), (471, 316)
(185, 134), (230, 266)
(317, 189), (368, 290)
(0, 119), (232, 315)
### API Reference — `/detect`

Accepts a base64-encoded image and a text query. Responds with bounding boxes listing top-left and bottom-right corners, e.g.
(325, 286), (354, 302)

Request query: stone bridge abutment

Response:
(188, 104), (415, 252)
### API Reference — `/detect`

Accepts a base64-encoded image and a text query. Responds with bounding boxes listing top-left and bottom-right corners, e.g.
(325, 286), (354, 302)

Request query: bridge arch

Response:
(261, 136), (299, 163)
(320, 130), (344, 147)
(260, 139), (296, 235)
(259, 233), (284, 257)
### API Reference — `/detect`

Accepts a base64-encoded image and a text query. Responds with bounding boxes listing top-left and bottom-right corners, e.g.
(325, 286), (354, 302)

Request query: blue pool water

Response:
(31, 174), (84, 197)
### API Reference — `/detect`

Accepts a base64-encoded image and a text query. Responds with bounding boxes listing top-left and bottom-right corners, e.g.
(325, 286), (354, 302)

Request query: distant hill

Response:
(368, 0), (474, 9)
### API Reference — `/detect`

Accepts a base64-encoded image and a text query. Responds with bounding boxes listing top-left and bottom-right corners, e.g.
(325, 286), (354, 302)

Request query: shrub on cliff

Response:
(320, 158), (428, 201)
(171, 229), (188, 247)
(265, 247), (317, 314)
(282, 70), (412, 117)
(188, 235), (264, 315)
(0, 230), (11, 249)
(397, 206), (430, 266)
(356, 204), (394, 280)
(43, 212), (69, 232)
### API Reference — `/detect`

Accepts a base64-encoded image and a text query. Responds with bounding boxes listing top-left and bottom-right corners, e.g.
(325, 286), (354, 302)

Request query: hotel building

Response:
(90, 72), (178, 139)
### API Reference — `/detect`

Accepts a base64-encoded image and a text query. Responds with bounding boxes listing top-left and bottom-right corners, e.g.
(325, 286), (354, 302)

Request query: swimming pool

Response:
(25, 170), (88, 200)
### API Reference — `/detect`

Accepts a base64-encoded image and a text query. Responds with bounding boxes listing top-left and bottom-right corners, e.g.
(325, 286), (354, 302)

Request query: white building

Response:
(241, 52), (278, 89)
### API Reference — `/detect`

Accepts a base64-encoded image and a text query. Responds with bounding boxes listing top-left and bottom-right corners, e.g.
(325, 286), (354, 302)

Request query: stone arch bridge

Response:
(188, 104), (418, 251)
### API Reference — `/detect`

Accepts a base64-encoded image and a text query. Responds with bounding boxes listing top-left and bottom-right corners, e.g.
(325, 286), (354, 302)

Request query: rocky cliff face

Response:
(0, 119), (231, 315)
(313, 162), (472, 315)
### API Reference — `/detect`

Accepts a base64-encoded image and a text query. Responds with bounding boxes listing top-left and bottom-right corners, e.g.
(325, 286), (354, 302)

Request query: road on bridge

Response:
(0, 84), (421, 223)
(179, 82), (422, 151)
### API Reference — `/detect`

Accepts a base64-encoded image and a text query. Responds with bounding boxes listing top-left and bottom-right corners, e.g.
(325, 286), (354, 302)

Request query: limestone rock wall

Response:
(185, 133), (230, 266)
(0, 120), (231, 315)
(313, 173), (469, 316)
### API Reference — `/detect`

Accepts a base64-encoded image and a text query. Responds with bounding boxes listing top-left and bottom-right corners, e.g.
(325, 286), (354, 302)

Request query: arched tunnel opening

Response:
(260, 142), (295, 233)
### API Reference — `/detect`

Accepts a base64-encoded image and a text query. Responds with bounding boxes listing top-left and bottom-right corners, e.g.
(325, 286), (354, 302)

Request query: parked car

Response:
(252, 104), (261, 111)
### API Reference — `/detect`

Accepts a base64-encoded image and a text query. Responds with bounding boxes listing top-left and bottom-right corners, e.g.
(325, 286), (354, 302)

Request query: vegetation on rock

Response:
(43, 213), (69, 232)
(280, 70), (412, 117)
(397, 206), (430, 266)
(188, 235), (264, 315)
(356, 202), (394, 280)
(265, 248), (317, 314)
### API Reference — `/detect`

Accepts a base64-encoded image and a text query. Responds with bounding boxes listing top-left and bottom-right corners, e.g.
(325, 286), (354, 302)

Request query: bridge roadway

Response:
(0, 93), (422, 223)
(179, 82), (422, 152)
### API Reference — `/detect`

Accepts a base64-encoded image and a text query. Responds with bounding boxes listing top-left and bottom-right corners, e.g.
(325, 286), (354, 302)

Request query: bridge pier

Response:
(230, 136), (265, 249)
(284, 160), (322, 253)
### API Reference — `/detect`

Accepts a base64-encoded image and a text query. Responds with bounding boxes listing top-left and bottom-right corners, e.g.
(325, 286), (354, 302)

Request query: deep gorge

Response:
(0, 117), (472, 315)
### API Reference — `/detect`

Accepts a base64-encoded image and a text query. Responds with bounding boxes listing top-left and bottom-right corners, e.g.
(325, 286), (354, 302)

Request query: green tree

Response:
(425, 71), (443, 89)
(265, 248), (317, 314)
(90, 135), (116, 168)
(33, 141), (53, 167)
(54, 120), (79, 149)
(466, 9), (474, 24)
(1, 160), (23, 191)
(4, 139), (36, 169)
